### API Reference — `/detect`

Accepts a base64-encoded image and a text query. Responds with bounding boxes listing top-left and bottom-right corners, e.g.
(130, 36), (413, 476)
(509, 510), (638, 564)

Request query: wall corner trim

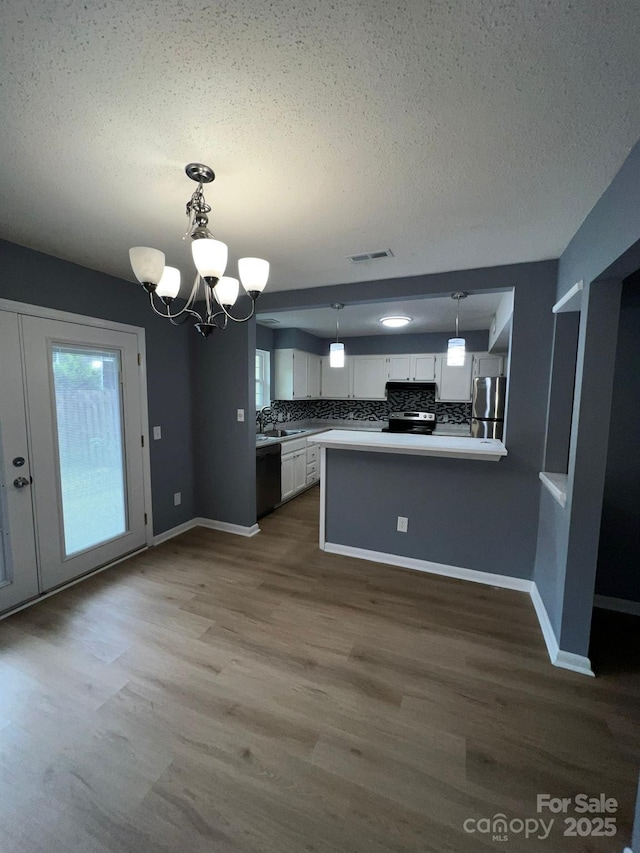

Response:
(553, 280), (584, 313)
(153, 518), (261, 545)
(194, 518), (261, 538)
(152, 520), (199, 546)
(593, 595), (640, 617)
(530, 583), (595, 676)
(323, 542), (533, 591)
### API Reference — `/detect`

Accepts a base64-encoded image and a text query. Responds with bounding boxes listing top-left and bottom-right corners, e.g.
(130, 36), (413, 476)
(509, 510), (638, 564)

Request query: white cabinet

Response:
(294, 449), (307, 492)
(281, 436), (321, 501)
(472, 353), (504, 377)
(281, 452), (295, 500)
(437, 353), (473, 402)
(413, 355), (437, 381)
(386, 354), (436, 382)
(320, 356), (351, 398)
(352, 356), (387, 399)
(307, 354), (321, 397)
(274, 349), (321, 400)
(387, 355), (412, 381)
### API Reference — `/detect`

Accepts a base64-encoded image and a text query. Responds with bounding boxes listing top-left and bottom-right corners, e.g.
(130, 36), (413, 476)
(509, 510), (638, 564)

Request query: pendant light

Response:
(447, 292), (468, 366)
(329, 303), (345, 368)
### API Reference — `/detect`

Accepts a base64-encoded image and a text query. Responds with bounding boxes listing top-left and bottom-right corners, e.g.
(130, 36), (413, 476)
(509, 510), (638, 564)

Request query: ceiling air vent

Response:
(258, 318), (281, 326)
(348, 248), (394, 263)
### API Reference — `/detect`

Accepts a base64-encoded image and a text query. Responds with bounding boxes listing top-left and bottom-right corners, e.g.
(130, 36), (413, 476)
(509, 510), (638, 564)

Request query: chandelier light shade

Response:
(129, 247), (165, 290)
(191, 238), (228, 282)
(213, 276), (240, 308)
(155, 266), (181, 301)
(128, 163), (269, 337)
(330, 303), (345, 368)
(238, 257), (270, 296)
(447, 292), (468, 366)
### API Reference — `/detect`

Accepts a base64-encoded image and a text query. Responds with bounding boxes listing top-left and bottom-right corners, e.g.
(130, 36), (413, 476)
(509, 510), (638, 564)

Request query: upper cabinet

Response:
(472, 353), (504, 378)
(437, 353), (474, 402)
(351, 356), (387, 400)
(320, 355), (351, 398)
(387, 355), (412, 381)
(413, 355), (437, 381)
(274, 346), (505, 403)
(386, 354), (436, 382)
(275, 349), (322, 400)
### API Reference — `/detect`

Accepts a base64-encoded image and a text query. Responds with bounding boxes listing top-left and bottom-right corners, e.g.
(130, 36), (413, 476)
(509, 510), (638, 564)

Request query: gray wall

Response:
(191, 318), (257, 528)
(326, 450), (536, 577)
(0, 240), (195, 536)
(273, 327), (326, 354)
(262, 260), (557, 580)
(533, 139), (640, 658)
(256, 323), (273, 352)
(542, 313), (580, 474)
(596, 273), (640, 602)
(557, 141), (640, 300)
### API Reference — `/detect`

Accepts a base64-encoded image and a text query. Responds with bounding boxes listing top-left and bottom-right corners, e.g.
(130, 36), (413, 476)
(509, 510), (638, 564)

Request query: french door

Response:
(0, 309), (148, 613)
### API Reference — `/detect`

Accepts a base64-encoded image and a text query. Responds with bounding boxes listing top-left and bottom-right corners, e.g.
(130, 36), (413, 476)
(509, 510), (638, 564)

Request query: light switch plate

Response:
(153, 426), (162, 440)
(237, 409), (245, 422)
(397, 516), (408, 533)
(174, 492), (181, 506)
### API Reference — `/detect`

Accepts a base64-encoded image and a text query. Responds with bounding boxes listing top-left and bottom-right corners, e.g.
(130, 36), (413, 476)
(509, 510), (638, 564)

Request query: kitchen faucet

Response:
(257, 405), (273, 433)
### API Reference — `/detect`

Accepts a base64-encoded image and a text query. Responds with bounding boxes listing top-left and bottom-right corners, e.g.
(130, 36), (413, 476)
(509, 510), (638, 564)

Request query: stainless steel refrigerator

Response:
(471, 376), (506, 439)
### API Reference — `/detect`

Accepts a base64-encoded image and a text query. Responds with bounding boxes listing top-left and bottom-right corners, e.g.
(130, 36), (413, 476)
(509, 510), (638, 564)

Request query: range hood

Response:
(386, 381), (437, 392)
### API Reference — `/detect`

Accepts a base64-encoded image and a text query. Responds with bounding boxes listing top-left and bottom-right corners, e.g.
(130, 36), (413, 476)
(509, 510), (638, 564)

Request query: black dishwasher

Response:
(256, 442), (281, 518)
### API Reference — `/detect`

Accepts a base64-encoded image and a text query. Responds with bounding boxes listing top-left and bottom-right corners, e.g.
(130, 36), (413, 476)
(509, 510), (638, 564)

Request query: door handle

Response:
(13, 476), (30, 489)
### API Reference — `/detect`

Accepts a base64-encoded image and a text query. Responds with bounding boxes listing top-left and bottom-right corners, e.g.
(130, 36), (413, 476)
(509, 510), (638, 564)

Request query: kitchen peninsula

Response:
(311, 429), (523, 588)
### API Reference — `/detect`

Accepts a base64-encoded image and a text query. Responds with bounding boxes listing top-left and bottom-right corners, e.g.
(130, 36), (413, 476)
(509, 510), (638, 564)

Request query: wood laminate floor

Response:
(1, 487), (639, 852)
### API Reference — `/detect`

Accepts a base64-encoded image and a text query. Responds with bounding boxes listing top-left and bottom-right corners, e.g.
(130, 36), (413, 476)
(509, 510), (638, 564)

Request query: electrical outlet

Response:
(397, 516), (408, 533)
(237, 408), (245, 422)
(153, 426), (162, 440)
(173, 492), (181, 506)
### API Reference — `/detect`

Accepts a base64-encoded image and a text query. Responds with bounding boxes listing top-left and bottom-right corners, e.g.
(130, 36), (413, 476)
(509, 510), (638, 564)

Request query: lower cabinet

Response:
(281, 452), (295, 501)
(281, 438), (322, 502)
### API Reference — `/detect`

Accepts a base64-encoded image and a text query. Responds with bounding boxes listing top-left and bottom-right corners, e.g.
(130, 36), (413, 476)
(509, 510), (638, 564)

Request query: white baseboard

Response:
(530, 583), (594, 677)
(194, 517), (261, 538)
(153, 517), (261, 545)
(594, 594), (640, 617)
(153, 519), (199, 545)
(322, 543), (595, 677)
(322, 542), (533, 592)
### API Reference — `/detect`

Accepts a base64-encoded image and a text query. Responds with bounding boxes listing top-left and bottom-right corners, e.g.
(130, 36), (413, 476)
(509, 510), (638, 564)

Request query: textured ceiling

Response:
(257, 292), (506, 336)
(1, 0), (639, 294)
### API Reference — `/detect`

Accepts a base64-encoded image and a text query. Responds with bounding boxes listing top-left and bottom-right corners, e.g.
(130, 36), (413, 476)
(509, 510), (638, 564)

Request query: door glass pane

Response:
(51, 345), (127, 556)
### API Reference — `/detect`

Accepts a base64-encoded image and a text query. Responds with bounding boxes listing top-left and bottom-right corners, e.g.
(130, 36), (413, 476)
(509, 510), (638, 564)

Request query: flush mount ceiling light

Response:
(329, 303), (345, 368)
(447, 291), (468, 366)
(380, 316), (411, 328)
(129, 163), (269, 338)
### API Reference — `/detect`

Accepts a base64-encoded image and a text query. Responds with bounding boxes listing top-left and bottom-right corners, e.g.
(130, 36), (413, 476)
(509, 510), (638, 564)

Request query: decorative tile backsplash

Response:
(259, 390), (471, 427)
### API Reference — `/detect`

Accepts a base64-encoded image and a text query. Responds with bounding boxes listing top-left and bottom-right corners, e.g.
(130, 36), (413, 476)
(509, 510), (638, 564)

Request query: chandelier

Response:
(128, 163), (269, 337)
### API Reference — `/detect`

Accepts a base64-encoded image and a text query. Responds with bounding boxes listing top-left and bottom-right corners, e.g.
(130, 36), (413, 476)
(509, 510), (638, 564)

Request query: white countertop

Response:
(310, 430), (507, 461)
